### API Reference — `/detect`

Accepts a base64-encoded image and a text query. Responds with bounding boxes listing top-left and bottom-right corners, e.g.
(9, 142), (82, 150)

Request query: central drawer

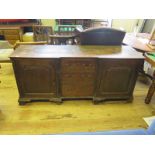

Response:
(61, 58), (96, 73)
(60, 58), (97, 97)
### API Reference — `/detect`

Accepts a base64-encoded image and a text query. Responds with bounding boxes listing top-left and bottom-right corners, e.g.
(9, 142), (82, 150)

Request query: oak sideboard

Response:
(10, 45), (144, 105)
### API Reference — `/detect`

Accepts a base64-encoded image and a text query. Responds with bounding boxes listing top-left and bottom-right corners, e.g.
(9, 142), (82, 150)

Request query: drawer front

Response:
(62, 73), (95, 83)
(3, 29), (19, 35)
(61, 58), (96, 73)
(5, 35), (20, 40)
(61, 58), (97, 97)
(0, 30), (3, 35)
(61, 73), (96, 97)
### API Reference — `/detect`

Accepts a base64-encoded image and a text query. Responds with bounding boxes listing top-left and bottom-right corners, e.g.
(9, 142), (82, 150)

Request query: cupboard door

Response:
(96, 59), (138, 98)
(14, 59), (57, 98)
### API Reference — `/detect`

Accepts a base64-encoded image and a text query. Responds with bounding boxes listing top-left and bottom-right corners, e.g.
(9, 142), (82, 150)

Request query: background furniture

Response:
(79, 27), (126, 45)
(149, 29), (155, 43)
(54, 25), (83, 35)
(49, 34), (76, 45)
(50, 25), (82, 45)
(0, 20), (40, 45)
(123, 33), (155, 53)
(0, 27), (23, 45)
(56, 19), (92, 29)
(0, 19), (39, 25)
(144, 52), (155, 104)
(123, 33), (155, 104)
(91, 19), (110, 27)
(147, 29), (155, 49)
(0, 19), (39, 33)
(10, 45), (144, 105)
(33, 25), (53, 43)
(55, 19), (111, 30)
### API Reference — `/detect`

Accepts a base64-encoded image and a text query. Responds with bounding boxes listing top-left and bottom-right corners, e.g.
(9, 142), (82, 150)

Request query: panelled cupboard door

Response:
(13, 59), (57, 98)
(96, 59), (138, 98)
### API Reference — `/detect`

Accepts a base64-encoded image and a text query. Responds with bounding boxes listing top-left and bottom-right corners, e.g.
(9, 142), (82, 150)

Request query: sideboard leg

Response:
(18, 98), (31, 106)
(93, 97), (104, 105)
(126, 96), (133, 103)
(49, 98), (62, 105)
(93, 101), (100, 105)
(19, 101), (27, 106)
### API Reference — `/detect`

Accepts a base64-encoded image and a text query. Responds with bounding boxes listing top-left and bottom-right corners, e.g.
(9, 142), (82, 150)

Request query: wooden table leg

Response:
(145, 71), (155, 104)
(0, 65), (1, 83)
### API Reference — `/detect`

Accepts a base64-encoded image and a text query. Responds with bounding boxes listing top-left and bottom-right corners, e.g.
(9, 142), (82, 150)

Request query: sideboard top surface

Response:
(10, 45), (144, 59)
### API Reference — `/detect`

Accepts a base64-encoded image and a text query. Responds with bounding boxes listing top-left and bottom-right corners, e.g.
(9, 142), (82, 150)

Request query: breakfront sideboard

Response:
(10, 45), (144, 105)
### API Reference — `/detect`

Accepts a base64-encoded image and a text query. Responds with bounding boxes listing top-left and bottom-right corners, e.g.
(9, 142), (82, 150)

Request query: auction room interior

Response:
(0, 19), (155, 135)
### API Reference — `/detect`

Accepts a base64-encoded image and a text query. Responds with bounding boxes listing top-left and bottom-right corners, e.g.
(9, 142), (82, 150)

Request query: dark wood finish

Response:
(144, 53), (155, 104)
(124, 33), (155, 104)
(0, 20), (39, 27)
(79, 27), (126, 45)
(145, 72), (155, 104)
(10, 45), (144, 105)
(51, 25), (81, 45)
(61, 58), (97, 97)
(94, 59), (140, 103)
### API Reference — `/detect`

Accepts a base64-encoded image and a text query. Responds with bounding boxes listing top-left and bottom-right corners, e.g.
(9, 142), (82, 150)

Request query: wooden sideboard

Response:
(10, 45), (144, 105)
